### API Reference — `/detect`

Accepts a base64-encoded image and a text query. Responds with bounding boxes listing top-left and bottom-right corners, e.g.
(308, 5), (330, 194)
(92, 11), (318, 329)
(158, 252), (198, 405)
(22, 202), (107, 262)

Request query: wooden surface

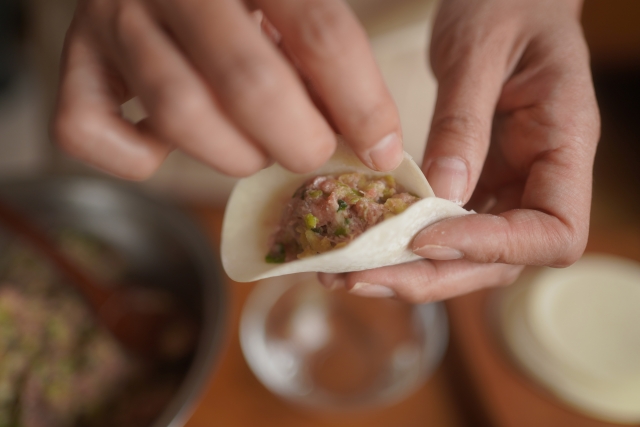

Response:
(182, 208), (640, 427)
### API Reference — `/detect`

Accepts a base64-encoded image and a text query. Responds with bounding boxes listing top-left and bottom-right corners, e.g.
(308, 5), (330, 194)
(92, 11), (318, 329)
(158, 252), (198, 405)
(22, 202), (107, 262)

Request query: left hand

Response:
(319, 0), (600, 302)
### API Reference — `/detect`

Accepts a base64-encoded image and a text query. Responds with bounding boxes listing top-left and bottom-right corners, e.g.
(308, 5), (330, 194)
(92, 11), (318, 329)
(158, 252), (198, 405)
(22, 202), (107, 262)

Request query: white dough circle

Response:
(499, 255), (640, 424)
(528, 254), (640, 385)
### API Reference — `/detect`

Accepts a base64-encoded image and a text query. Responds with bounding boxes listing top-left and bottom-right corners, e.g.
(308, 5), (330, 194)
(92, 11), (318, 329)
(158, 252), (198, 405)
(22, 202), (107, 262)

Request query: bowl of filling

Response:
(0, 177), (226, 427)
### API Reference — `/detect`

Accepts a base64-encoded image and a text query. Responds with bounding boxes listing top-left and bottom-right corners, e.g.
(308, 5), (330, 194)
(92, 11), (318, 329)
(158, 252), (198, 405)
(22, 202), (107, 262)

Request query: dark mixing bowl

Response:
(0, 177), (226, 427)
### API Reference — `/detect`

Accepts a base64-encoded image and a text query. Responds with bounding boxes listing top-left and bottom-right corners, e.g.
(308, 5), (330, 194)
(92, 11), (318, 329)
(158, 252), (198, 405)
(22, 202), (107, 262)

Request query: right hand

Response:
(52, 0), (404, 180)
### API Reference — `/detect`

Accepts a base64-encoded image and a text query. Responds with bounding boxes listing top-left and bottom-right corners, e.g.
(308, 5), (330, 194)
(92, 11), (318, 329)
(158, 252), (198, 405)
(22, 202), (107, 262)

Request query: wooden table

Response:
(184, 208), (640, 427)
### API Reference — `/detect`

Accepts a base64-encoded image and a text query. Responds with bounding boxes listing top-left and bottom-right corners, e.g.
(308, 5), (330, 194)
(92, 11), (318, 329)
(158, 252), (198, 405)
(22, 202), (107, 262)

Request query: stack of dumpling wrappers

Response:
(497, 255), (640, 424)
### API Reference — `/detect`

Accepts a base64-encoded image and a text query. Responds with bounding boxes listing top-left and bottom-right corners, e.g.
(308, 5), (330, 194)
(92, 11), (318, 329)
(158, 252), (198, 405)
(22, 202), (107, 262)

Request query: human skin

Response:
(319, 0), (600, 302)
(53, 0), (600, 304)
(52, 0), (404, 179)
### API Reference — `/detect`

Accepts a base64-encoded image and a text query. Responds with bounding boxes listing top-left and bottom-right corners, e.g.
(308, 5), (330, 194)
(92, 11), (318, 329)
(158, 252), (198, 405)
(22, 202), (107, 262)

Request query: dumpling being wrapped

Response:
(221, 139), (469, 282)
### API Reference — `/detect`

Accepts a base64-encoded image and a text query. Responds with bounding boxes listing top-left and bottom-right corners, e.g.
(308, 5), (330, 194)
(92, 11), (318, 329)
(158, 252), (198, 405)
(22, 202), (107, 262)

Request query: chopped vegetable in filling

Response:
(266, 172), (420, 262)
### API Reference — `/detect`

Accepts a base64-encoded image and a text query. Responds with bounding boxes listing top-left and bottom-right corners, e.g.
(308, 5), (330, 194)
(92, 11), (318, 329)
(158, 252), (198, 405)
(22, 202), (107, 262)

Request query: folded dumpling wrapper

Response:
(221, 142), (470, 282)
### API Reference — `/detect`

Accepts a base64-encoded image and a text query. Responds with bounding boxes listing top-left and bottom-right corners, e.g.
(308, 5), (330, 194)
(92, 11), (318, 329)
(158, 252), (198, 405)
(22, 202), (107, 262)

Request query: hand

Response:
(52, 0), (404, 180)
(319, 0), (600, 303)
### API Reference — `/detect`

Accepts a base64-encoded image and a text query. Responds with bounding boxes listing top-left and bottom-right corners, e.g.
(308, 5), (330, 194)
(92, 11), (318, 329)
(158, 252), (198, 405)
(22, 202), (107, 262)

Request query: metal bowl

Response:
(0, 177), (226, 427)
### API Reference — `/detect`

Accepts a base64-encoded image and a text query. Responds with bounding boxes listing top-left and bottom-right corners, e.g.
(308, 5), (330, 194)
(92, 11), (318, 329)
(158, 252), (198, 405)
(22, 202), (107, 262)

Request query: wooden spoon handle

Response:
(0, 201), (112, 307)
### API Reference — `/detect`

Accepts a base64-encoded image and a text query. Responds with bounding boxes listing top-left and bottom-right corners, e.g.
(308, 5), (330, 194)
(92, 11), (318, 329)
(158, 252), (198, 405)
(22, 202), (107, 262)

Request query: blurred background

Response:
(0, 0), (639, 426)
(1, 0), (639, 217)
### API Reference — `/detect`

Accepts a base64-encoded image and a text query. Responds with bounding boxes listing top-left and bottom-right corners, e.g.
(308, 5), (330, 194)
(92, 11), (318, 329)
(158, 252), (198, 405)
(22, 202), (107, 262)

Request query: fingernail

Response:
(426, 157), (468, 205)
(318, 273), (345, 291)
(367, 133), (403, 171)
(413, 244), (463, 260)
(349, 282), (396, 298)
(477, 194), (497, 213)
(263, 158), (275, 169)
(328, 277), (345, 291)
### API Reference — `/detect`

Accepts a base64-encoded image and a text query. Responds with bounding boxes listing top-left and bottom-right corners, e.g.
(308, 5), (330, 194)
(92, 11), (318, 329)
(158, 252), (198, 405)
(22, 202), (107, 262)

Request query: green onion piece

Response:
(265, 243), (285, 263)
(337, 199), (348, 212)
(304, 213), (318, 229)
(335, 226), (347, 237)
(308, 189), (323, 198)
(265, 253), (285, 263)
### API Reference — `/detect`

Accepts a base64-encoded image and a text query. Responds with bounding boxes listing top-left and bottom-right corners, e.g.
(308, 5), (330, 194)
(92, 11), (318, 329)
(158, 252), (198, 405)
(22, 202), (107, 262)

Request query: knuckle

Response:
(406, 263), (440, 304)
(153, 90), (210, 139)
(294, 1), (354, 58)
(284, 160), (319, 174)
(553, 228), (587, 268)
(431, 38), (471, 77)
(52, 109), (100, 159)
(53, 109), (164, 181)
(480, 243), (506, 264)
(282, 136), (334, 173)
(431, 112), (484, 147)
(348, 100), (398, 144)
(207, 135), (270, 177)
(486, 216), (513, 264)
(152, 91), (270, 178)
(218, 155), (266, 178)
(488, 249), (506, 264)
(431, 34), (483, 78)
(119, 159), (160, 181)
(112, 1), (138, 40)
(282, 158), (320, 174)
(111, 0), (146, 42)
(110, 138), (168, 181)
(123, 145), (167, 181)
(215, 55), (280, 109)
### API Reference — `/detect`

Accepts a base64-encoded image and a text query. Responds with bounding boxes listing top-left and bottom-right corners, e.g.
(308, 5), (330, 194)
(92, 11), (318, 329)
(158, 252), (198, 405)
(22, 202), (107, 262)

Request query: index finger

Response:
(154, 0), (336, 173)
(257, 0), (404, 171)
(413, 143), (596, 267)
(53, 32), (170, 181)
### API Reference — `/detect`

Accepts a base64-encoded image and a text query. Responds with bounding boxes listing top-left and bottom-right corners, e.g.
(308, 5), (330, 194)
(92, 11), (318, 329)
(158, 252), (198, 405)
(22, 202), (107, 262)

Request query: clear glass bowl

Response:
(240, 273), (448, 410)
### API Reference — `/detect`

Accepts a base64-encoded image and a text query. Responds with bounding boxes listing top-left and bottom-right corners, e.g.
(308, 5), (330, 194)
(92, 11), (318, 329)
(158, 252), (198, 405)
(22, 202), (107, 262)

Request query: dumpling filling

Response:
(266, 172), (420, 263)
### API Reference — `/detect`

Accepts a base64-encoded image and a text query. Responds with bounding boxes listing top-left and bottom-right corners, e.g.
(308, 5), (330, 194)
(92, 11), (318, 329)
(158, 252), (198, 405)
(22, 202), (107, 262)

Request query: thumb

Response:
(423, 53), (505, 205)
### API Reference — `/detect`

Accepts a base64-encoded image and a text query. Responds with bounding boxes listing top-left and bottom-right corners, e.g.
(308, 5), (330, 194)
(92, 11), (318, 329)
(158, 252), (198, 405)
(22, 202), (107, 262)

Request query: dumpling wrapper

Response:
(221, 142), (470, 282)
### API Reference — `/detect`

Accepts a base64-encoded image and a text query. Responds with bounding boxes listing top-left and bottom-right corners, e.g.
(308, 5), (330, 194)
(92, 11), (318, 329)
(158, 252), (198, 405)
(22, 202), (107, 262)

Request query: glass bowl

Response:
(240, 273), (448, 411)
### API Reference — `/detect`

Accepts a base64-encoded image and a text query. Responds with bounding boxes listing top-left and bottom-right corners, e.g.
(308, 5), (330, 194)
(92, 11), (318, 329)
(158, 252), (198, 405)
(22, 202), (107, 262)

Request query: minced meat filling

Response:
(266, 172), (420, 263)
